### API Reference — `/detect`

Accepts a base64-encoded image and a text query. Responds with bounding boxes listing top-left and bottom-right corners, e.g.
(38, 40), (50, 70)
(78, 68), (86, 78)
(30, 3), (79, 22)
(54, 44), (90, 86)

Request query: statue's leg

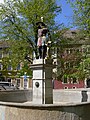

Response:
(39, 46), (42, 58)
(43, 45), (47, 59)
(36, 48), (39, 59)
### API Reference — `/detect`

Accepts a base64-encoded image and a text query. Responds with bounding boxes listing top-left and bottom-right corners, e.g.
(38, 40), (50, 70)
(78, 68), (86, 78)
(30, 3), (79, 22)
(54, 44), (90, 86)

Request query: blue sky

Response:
(55, 0), (74, 28)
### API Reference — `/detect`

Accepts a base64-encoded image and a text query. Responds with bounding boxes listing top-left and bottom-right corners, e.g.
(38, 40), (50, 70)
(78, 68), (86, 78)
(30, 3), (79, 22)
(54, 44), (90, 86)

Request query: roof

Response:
(62, 30), (90, 45)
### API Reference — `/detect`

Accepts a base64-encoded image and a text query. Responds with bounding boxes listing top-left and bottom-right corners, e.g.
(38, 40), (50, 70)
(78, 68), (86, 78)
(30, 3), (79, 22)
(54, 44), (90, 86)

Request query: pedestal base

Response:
(30, 59), (53, 104)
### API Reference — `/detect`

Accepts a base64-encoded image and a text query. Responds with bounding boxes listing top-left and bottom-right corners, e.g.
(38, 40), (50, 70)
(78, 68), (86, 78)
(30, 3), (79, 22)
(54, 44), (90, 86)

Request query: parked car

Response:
(0, 82), (19, 90)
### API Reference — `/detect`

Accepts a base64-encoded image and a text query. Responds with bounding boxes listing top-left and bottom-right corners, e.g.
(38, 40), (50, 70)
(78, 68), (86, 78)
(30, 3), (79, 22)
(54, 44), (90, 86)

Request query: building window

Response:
(0, 63), (2, 70)
(66, 49), (70, 54)
(70, 49), (73, 54)
(17, 79), (20, 87)
(65, 62), (73, 69)
(7, 65), (12, 70)
(0, 52), (2, 58)
(63, 76), (68, 83)
(73, 77), (77, 84)
(66, 49), (73, 54)
(76, 49), (80, 53)
(17, 64), (21, 70)
(66, 62), (70, 68)
(3, 51), (9, 58)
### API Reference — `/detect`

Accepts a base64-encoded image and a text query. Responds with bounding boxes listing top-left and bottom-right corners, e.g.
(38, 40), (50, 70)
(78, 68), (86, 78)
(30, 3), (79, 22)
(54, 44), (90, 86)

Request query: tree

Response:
(68, 0), (90, 37)
(56, 43), (84, 80)
(0, 0), (61, 58)
(53, 29), (90, 81)
(0, 0), (62, 74)
(67, 0), (90, 80)
(81, 45), (90, 79)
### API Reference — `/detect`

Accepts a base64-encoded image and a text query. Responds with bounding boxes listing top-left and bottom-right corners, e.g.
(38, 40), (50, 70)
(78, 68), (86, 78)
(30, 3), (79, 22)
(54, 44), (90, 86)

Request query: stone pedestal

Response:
(30, 59), (53, 104)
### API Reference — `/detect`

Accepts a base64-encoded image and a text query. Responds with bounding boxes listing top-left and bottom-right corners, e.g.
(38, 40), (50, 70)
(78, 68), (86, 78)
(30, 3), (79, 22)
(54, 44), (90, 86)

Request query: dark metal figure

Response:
(36, 17), (51, 59)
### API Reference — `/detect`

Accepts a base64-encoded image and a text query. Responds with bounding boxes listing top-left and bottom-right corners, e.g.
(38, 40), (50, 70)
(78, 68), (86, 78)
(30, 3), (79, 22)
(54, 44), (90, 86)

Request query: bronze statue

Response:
(36, 17), (51, 59)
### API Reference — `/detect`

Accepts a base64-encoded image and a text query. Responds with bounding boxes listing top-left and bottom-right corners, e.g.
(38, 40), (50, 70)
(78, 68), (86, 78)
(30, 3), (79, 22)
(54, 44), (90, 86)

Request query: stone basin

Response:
(0, 88), (90, 120)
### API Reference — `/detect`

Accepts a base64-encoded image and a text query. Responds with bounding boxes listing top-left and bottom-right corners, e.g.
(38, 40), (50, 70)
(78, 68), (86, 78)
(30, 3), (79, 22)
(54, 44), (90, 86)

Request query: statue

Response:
(36, 17), (51, 59)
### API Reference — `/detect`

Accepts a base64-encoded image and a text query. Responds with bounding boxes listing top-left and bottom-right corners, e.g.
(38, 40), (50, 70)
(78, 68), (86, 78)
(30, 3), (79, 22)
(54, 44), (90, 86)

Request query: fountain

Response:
(0, 18), (90, 120)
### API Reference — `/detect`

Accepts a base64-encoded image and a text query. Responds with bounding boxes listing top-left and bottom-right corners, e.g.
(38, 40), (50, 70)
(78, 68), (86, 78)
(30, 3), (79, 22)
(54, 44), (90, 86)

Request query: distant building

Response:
(0, 41), (20, 81)
(53, 30), (90, 89)
(0, 30), (90, 89)
(0, 40), (32, 88)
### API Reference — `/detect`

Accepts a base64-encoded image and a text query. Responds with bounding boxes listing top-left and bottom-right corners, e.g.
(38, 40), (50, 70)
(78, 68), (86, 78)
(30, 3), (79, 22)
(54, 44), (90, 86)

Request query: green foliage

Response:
(67, 0), (90, 37)
(0, 0), (62, 74)
(7, 39), (32, 69)
(0, 0), (61, 47)
(56, 43), (85, 80)
(19, 61), (32, 77)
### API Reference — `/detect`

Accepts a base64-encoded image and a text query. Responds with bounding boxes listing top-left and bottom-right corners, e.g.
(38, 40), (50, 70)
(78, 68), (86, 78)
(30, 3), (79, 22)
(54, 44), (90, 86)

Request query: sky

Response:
(0, 0), (74, 28)
(55, 0), (74, 28)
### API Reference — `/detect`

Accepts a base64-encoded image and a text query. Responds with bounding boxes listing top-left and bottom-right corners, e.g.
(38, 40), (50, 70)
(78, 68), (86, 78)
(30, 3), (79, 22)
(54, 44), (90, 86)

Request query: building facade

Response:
(53, 30), (90, 89)
(0, 41), (32, 88)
